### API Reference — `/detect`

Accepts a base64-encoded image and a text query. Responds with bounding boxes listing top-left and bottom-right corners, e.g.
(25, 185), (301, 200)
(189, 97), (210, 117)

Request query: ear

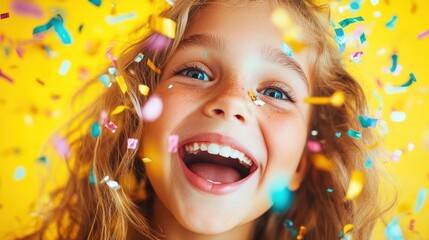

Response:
(288, 153), (309, 191)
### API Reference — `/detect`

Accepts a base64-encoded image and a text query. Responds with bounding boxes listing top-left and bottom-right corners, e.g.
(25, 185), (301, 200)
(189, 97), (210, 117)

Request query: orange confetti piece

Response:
(148, 15), (176, 39)
(311, 153), (335, 171)
(364, 141), (379, 150)
(304, 90), (345, 107)
(138, 84), (150, 96)
(346, 170), (364, 200)
(147, 58), (161, 74)
(297, 226), (307, 240)
(142, 157), (152, 163)
(111, 105), (129, 115)
(116, 75), (127, 94)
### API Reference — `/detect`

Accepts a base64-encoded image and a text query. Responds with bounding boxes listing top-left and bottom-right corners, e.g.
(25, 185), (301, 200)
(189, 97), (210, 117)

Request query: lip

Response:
(177, 132), (259, 195)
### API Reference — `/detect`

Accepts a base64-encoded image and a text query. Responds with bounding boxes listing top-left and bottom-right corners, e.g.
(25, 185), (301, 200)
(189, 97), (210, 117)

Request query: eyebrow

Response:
(177, 34), (308, 87)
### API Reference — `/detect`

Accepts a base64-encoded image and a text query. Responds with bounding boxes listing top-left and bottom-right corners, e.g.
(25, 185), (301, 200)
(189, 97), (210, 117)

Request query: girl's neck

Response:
(151, 197), (256, 240)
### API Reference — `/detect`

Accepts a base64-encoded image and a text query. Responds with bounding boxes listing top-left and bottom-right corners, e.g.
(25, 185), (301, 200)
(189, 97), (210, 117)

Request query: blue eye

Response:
(181, 68), (209, 81)
(260, 88), (288, 100)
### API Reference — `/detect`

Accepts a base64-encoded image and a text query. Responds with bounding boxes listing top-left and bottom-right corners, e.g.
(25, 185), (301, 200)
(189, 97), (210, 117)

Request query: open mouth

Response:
(180, 142), (257, 184)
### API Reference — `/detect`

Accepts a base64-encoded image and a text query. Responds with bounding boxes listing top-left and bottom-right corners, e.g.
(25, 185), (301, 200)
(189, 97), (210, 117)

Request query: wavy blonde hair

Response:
(17, 0), (395, 239)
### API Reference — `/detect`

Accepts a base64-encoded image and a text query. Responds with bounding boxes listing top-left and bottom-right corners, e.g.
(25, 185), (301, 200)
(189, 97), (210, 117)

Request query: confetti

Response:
(13, 166), (26, 181)
(88, 0), (102, 7)
(127, 138), (138, 149)
(364, 142), (378, 150)
(347, 128), (361, 139)
(399, 73), (416, 87)
(142, 95), (163, 122)
(108, 67), (117, 75)
(350, 1), (360, 10)
(346, 170), (364, 200)
(270, 178), (293, 213)
(311, 153), (335, 171)
(338, 16), (364, 28)
(147, 58), (161, 74)
(10, 0), (43, 19)
(418, 29), (429, 40)
(371, 0), (379, 5)
(104, 120), (118, 133)
(168, 135), (179, 153)
(307, 140), (321, 153)
(33, 14), (72, 44)
(138, 84), (150, 96)
(344, 224), (353, 234)
(281, 42), (293, 57)
(89, 169), (96, 185)
(390, 53), (398, 73)
(334, 28), (346, 54)
(78, 24), (84, 33)
(386, 15), (398, 30)
(111, 105), (129, 115)
(165, 0), (175, 6)
(384, 217), (403, 239)
(100, 176), (121, 190)
(311, 130), (318, 136)
(116, 76), (127, 94)
(408, 219), (415, 231)
(148, 15), (176, 39)
(147, 33), (171, 51)
(284, 220), (298, 237)
(91, 121), (101, 138)
(390, 149), (402, 162)
(99, 74), (112, 87)
(414, 188), (427, 214)
(304, 90), (345, 107)
(358, 115), (378, 128)
(58, 60), (71, 76)
(335, 132), (341, 138)
(359, 32), (366, 44)
(327, 188), (334, 193)
(0, 68), (14, 83)
(105, 48), (117, 67)
(142, 157), (152, 163)
(365, 158), (373, 169)
(350, 51), (364, 63)
(53, 135), (70, 159)
(38, 156), (47, 164)
(297, 226), (307, 240)
(390, 111), (406, 123)
(1, 12), (9, 19)
(134, 52), (144, 62)
(106, 12), (137, 24)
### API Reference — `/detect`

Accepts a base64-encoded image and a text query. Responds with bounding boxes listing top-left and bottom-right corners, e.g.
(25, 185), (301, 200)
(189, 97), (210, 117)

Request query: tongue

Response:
(188, 162), (241, 184)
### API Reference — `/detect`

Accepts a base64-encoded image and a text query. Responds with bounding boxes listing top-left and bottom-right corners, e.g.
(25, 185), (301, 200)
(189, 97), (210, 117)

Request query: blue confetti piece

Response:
(327, 188), (334, 193)
(364, 158), (373, 169)
(338, 16), (364, 28)
(414, 188), (427, 214)
(334, 28), (346, 54)
(99, 74), (111, 87)
(58, 60), (71, 76)
(106, 12), (136, 25)
(203, 52), (207, 58)
(360, 32), (366, 44)
(358, 115), (378, 128)
(108, 67), (117, 75)
(38, 156), (47, 164)
(386, 15), (398, 30)
(385, 217), (404, 240)
(350, 2), (360, 10)
(89, 0), (102, 7)
(33, 14), (72, 45)
(284, 220), (298, 237)
(390, 54), (398, 73)
(400, 73), (416, 87)
(14, 166), (26, 181)
(281, 42), (293, 57)
(91, 121), (101, 138)
(89, 169), (96, 184)
(335, 132), (342, 138)
(347, 128), (362, 139)
(270, 178), (294, 213)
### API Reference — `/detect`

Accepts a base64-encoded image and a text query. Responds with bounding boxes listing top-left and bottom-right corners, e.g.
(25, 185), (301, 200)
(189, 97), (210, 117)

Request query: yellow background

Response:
(0, 0), (428, 239)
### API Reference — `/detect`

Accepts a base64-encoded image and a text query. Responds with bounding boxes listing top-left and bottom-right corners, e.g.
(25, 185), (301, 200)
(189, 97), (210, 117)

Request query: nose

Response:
(203, 85), (251, 124)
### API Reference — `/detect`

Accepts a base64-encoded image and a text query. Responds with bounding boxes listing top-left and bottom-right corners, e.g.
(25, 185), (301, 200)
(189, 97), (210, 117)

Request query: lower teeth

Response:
(206, 179), (222, 184)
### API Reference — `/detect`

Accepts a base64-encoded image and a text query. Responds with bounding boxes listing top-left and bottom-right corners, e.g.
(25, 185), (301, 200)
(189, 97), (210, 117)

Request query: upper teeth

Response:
(184, 142), (253, 168)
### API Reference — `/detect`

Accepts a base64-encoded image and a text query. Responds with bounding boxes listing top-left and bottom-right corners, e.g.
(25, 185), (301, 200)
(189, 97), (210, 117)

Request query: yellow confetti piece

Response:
(111, 105), (129, 115)
(364, 141), (379, 150)
(116, 75), (127, 94)
(138, 84), (150, 96)
(148, 15), (176, 39)
(311, 153), (335, 171)
(272, 8), (304, 51)
(142, 157), (152, 163)
(247, 91), (257, 101)
(344, 224), (353, 233)
(304, 90), (345, 107)
(147, 58), (161, 74)
(346, 170), (364, 200)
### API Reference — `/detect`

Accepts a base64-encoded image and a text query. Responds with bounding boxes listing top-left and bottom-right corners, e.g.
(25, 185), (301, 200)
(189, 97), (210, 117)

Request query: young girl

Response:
(19, 0), (394, 239)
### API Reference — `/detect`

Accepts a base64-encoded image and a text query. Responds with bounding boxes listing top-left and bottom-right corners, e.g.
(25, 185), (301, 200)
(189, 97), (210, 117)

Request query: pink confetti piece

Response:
(127, 138), (138, 149)
(0, 68), (14, 83)
(104, 120), (118, 133)
(53, 135), (70, 159)
(105, 47), (117, 67)
(10, 0), (43, 19)
(418, 29), (429, 40)
(1, 12), (10, 19)
(168, 135), (179, 153)
(307, 140), (321, 152)
(142, 95), (163, 122)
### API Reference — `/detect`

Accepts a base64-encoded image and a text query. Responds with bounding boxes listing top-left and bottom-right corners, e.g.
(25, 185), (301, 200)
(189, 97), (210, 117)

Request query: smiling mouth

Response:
(181, 142), (257, 184)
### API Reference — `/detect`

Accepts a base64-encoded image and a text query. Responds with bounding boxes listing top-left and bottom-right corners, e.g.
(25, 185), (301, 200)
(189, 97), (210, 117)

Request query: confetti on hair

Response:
(142, 157), (152, 163)
(53, 135), (70, 159)
(106, 12), (137, 25)
(147, 58), (161, 74)
(90, 121), (101, 138)
(33, 14), (72, 44)
(10, 0), (43, 19)
(364, 158), (373, 169)
(104, 120), (118, 133)
(334, 28), (346, 54)
(13, 166), (26, 181)
(203, 52), (207, 58)
(168, 135), (179, 153)
(0, 68), (14, 84)
(359, 32), (366, 44)
(338, 16), (364, 28)
(297, 226), (307, 240)
(281, 42), (293, 57)
(327, 188), (334, 193)
(88, 0), (102, 7)
(390, 53), (398, 73)
(390, 111), (406, 122)
(100, 176), (121, 190)
(414, 188), (427, 214)
(304, 90), (345, 107)
(347, 128), (361, 139)
(165, 0), (175, 6)
(418, 29), (429, 40)
(344, 224), (353, 234)
(364, 141), (378, 150)
(1, 12), (9, 19)
(358, 115), (378, 128)
(116, 75), (127, 94)
(386, 15), (398, 30)
(399, 73), (416, 87)
(346, 170), (364, 200)
(142, 95), (163, 122)
(311, 153), (334, 171)
(105, 48), (117, 67)
(138, 84), (150, 96)
(134, 52), (144, 62)
(111, 105), (129, 115)
(127, 138), (138, 149)
(108, 67), (117, 75)
(148, 15), (176, 39)
(58, 60), (71, 76)
(284, 220), (298, 237)
(384, 216), (403, 239)
(89, 169), (96, 185)
(99, 74), (112, 87)
(307, 140), (321, 153)
(335, 132), (341, 138)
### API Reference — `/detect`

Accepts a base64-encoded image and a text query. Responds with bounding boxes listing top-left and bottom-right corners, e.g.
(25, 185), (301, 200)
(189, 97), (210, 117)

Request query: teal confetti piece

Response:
(414, 188), (427, 214)
(89, 169), (96, 184)
(386, 15), (398, 30)
(38, 156), (47, 164)
(203, 52), (207, 58)
(106, 12), (136, 25)
(33, 14), (72, 44)
(89, 0), (102, 7)
(14, 166), (26, 181)
(284, 220), (298, 237)
(347, 128), (362, 139)
(338, 16), (364, 28)
(91, 121), (101, 138)
(334, 28), (346, 54)
(390, 54), (398, 73)
(281, 42), (293, 57)
(335, 132), (342, 138)
(358, 115), (378, 128)
(327, 188), (334, 193)
(360, 32), (366, 44)
(364, 158), (373, 169)
(400, 73), (416, 87)
(385, 217), (404, 240)
(99, 74), (112, 87)
(270, 177), (293, 213)
(350, 2), (360, 10)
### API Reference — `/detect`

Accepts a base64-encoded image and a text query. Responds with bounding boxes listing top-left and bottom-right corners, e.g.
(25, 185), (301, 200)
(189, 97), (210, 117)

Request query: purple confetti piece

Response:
(418, 29), (429, 40)
(127, 138), (138, 149)
(168, 135), (179, 153)
(104, 120), (118, 133)
(53, 135), (70, 159)
(10, 0), (43, 19)
(307, 140), (321, 152)
(1, 12), (10, 19)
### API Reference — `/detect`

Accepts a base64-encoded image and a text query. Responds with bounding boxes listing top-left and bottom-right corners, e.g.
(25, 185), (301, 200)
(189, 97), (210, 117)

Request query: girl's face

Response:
(142, 1), (313, 235)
